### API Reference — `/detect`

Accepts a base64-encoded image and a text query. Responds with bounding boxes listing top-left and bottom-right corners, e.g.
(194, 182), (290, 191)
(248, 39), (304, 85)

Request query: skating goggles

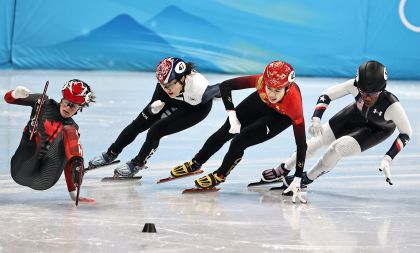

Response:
(61, 98), (82, 109)
(358, 89), (382, 97)
(160, 79), (180, 89)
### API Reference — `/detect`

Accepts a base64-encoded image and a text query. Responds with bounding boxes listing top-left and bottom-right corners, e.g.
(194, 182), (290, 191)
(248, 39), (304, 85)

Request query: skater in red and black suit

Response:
(171, 61), (308, 202)
(260, 60), (412, 189)
(4, 80), (95, 202)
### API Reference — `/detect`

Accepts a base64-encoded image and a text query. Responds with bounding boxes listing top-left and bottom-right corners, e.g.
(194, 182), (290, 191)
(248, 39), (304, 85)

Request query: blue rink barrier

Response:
(1, 0), (419, 79)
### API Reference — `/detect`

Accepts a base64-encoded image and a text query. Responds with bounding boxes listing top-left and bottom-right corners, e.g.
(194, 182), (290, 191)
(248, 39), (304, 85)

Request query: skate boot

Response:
(89, 150), (118, 169)
(284, 171), (313, 188)
(113, 160), (146, 178)
(261, 163), (290, 182)
(171, 159), (201, 177)
(195, 171), (225, 188)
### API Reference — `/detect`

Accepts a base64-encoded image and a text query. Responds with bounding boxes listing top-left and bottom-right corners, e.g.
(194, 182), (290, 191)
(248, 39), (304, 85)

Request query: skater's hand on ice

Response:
(308, 117), (322, 137)
(379, 155), (393, 185)
(150, 100), (165, 114)
(69, 190), (95, 203)
(283, 177), (307, 204)
(227, 110), (241, 134)
(78, 196), (95, 203)
(12, 86), (31, 99)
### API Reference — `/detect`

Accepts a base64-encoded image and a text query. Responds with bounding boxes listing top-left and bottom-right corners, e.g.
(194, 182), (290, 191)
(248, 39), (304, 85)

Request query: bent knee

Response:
(229, 135), (249, 150)
(329, 136), (361, 157)
(146, 126), (165, 141)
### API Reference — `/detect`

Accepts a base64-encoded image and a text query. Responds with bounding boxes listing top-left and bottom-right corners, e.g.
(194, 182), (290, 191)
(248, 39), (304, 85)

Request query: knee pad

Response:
(330, 136), (361, 158)
(310, 136), (361, 178)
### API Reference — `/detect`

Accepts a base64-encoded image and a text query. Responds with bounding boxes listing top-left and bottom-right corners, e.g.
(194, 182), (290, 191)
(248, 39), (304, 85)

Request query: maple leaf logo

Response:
(43, 119), (62, 141)
(71, 81), (85, 95)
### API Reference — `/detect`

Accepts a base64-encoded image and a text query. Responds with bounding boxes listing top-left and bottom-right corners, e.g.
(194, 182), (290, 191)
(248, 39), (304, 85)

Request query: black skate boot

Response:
(284, 171), (313, 188)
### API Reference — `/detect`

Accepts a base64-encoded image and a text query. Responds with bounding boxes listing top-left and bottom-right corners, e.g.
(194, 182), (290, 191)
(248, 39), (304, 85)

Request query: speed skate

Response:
(101, 175), (142, 182)
(182, 187), (220, 194)
(157, 169), (204, 184)
(247, 178), (284, 188)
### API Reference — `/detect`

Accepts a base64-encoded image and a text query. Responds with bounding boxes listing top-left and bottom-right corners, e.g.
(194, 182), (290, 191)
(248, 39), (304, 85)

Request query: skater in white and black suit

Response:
(89, 57), (220, 177)
(261, 60), (412, 187)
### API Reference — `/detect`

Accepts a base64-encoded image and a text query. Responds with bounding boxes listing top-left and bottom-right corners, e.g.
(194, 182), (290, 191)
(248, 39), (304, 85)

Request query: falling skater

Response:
(4, 80), (95, 203)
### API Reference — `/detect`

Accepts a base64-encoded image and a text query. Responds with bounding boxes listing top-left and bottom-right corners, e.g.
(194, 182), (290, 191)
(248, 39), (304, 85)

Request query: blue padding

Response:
(6, 0), (420, 79)
(0, 0), (15, 68)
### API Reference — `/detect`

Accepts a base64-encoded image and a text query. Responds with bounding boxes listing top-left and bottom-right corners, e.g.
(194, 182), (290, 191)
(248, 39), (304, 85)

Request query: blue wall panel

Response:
(0, 0), (15, 68)
(365, 0), (420, 79)
(5, 0), (420, 79)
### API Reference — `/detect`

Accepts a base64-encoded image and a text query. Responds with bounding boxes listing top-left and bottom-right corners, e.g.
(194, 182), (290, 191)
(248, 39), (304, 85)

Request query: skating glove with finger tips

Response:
(308, 117), (322, 137)
(283, 177), (307, 204)
(379, 155), (393, 185)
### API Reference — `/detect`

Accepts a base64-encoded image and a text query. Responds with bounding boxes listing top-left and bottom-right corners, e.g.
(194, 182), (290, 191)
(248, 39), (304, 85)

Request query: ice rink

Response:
(1, 70), (419, 252)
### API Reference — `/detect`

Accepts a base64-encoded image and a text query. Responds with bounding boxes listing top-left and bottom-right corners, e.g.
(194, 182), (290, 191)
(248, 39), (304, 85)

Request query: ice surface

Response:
(1, 70), (419, 252)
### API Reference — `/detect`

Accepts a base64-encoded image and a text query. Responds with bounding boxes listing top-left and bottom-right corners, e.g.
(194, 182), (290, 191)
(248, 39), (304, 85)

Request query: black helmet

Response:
(355, 60), (387, 92)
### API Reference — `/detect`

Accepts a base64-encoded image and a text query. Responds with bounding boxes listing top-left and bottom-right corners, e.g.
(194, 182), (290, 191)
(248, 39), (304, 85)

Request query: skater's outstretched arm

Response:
(219, 75), (260, 110)
(4, 86), (43, 107)
(219, 75), (260, 134)
(282, 85), (307, 204)
(201, 83), (221, 103)
(310, 79), (357, 137)
(379, 101), (412, 185)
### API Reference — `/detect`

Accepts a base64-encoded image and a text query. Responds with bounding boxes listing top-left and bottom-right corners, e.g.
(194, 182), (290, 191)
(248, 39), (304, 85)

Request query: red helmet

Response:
(156, 57), (187, 85)
(263, 61), (295, 88)
(62, 79), (93, 105)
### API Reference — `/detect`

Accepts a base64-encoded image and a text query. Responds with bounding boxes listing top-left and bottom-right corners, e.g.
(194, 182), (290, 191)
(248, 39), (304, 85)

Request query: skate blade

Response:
(247, 179), (282, 188)
(101, 175), (142, 182)
(87, 160), (120, 171)
(270, 186), (307, 196)
(268, 185), (292, 196)
(182, 187), (220, 194)
(157, 169), (204, 184)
